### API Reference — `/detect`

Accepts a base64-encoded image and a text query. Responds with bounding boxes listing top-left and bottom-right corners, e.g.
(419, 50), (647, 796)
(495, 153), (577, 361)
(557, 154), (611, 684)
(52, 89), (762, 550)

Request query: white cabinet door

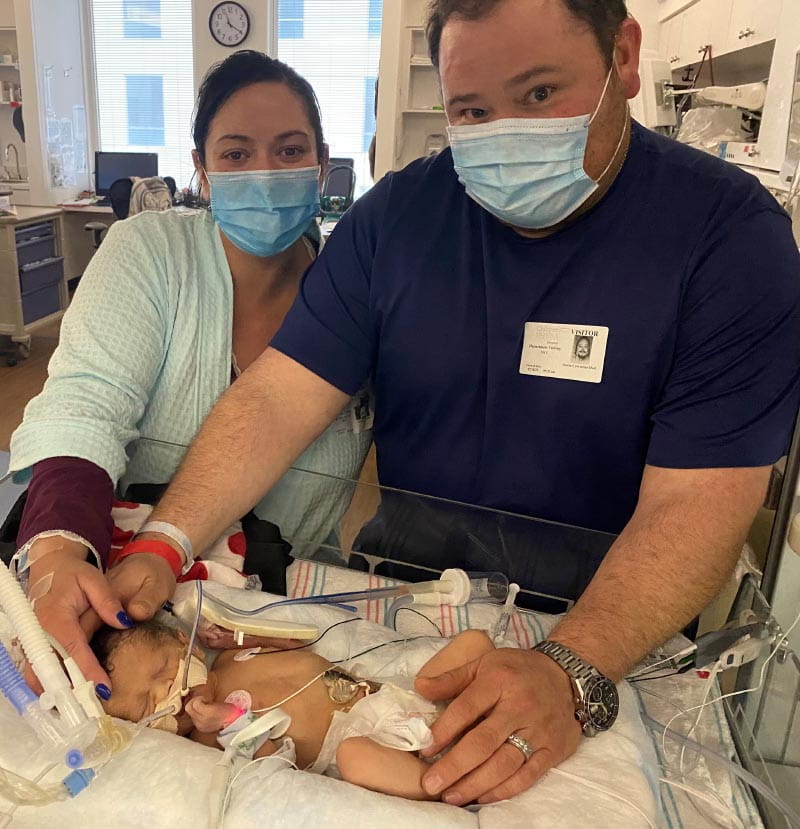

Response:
(676, 0), (714, 67)
(728, 0), (782, 50)
(708, 0), (733, 57)
(660, 14), (684, 68)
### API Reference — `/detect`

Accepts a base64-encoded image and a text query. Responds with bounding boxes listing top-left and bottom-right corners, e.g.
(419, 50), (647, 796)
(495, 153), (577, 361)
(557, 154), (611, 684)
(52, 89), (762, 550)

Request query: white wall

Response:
(627, 0), (661, 53)
(192, 0), (272, 95)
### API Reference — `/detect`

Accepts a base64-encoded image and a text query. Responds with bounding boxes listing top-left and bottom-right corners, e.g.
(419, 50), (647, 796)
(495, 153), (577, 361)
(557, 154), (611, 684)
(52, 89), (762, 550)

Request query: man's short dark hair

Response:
(426, 0), (629, 69)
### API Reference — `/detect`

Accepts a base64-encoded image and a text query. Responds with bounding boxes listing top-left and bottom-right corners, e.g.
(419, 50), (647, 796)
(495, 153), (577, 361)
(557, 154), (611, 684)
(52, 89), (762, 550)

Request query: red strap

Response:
(109, 539), (184, 579)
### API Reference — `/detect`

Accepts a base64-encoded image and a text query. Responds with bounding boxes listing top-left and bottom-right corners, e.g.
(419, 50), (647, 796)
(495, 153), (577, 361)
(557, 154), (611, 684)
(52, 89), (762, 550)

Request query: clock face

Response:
(210, 2), (250, 47)
(585, 676), (619, 731)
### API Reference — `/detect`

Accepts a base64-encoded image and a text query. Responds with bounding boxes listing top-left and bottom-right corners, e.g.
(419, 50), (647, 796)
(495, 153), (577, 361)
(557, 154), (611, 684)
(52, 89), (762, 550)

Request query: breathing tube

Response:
(386, 569), (509, 628)
(0, 559), (133, 806)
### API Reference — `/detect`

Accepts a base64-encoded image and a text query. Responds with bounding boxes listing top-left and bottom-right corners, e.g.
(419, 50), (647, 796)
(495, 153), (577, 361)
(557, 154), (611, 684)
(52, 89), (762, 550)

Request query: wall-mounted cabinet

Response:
(1, 0), (91, 206)
(726, 0), (782, 52)
(375, 0), (448, 180)
(661, 0), (782, 70)
(656, 0), (798, 175)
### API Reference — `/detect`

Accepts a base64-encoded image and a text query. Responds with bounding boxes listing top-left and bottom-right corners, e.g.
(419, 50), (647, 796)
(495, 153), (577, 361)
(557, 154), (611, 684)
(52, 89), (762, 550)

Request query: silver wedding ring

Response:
(506, 732), (534, 762)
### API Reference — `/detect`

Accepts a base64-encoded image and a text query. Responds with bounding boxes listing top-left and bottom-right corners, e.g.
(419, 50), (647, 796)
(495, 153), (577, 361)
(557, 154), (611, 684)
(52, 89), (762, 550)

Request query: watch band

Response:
(534, 640), (601, 683)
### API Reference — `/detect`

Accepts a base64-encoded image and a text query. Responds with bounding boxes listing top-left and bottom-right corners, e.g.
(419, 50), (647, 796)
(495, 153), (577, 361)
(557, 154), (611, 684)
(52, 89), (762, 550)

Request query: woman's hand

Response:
(26, 542), (132, 694)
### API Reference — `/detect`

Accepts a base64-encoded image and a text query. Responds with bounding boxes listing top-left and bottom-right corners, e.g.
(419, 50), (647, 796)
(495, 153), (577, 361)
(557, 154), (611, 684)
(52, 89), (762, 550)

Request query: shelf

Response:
(403, 108), (445, 115)
(0, 64), (19, 70)
(410, 56), (433, 67)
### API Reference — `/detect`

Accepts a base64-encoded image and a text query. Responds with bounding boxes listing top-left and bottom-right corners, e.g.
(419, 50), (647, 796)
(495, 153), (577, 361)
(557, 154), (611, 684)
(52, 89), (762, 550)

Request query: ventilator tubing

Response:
(0, 560), (87, 738)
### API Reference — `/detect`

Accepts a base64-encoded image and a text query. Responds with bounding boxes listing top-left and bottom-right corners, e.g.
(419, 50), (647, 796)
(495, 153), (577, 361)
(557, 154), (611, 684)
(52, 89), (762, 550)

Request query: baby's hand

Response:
(185, 692), (241, 733)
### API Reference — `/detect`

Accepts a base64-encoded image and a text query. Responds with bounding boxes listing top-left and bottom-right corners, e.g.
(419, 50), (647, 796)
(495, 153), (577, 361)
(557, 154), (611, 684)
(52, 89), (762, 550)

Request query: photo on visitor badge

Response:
(519, 322), (609, 383)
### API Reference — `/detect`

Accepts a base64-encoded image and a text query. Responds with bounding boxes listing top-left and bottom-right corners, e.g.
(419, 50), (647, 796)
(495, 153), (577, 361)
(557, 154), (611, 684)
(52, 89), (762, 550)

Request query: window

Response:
(123, 0), (161, 39)
(363, 76), (377, 152)
(368, 0), (382, 37)
(277, 0), (383, 196)
(279, 0), (304, 39)
(126, 76), (165, 145)
(89, 0), (195, 187)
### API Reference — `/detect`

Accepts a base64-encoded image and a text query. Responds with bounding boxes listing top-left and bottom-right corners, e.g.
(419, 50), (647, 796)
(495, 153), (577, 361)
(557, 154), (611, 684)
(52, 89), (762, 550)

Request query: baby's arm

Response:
(336, 737), (437, 800)
(417, 629), (494, 679)
(185, 689), (241, 734)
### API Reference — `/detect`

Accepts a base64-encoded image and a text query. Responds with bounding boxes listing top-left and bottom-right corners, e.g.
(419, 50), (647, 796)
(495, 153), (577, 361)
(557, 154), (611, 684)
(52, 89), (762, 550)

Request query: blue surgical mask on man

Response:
(207, 165), (321, 257)
(446, 66), (627, 230)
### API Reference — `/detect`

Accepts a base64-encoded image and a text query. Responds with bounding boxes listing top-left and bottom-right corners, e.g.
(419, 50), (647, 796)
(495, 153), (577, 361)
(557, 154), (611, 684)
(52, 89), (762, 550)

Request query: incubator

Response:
(1, 446), (800, 828)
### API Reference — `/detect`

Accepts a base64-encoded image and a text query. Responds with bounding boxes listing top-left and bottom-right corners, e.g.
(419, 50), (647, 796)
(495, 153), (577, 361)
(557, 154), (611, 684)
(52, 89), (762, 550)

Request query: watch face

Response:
(210, 2), (250, 47)
(584, 676), (619, 731)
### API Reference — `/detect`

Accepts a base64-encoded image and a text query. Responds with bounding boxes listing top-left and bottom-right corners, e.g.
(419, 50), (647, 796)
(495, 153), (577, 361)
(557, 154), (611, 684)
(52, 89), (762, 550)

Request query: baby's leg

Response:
(417, 629), (494, 679)
(336, 737), (437, 800)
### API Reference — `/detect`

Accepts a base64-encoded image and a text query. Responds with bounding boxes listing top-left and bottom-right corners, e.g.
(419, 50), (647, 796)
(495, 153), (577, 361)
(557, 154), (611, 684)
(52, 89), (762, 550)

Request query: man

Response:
(38, 0), (800, 807)
(574, 335), (592, 361)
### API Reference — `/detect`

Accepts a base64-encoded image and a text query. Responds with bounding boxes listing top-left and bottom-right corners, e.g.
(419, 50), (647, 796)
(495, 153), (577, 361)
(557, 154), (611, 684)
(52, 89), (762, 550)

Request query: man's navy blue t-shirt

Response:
(273, 123), (800, 536)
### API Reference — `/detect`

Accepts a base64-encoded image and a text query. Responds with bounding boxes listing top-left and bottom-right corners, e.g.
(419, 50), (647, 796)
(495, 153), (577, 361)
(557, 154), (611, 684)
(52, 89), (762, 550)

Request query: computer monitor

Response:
(94, 151), (158, 196)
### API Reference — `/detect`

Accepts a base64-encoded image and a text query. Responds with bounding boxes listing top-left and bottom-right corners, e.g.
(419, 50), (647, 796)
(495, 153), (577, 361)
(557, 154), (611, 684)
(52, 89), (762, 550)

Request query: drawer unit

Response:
(19, 256), (64, 294)
(15, 222), (55, 245)
(21, 280), (61, 325)
(19, 254), (63, 325)
(0, 210), (66, 345)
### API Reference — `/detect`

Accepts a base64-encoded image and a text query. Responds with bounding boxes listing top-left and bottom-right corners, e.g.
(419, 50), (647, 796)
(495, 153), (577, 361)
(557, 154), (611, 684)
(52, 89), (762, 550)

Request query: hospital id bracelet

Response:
(136, 521), (194, 563)
(108, 539), (186, 580)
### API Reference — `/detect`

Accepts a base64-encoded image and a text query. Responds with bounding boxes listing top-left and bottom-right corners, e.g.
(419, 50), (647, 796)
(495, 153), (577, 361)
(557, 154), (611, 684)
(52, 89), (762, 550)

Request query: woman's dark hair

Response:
(426, 0), (628, 69)
(192, 50), (325, 163)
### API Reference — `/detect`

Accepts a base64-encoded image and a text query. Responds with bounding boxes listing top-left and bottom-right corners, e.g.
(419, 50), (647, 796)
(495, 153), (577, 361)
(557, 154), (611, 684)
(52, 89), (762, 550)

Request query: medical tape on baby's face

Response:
(143, 654), (208, 733)
(27, 572), (54, 612)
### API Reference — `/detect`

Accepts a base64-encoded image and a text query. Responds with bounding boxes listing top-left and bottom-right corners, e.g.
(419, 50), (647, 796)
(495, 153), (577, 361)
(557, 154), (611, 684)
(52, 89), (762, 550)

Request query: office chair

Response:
(109, 175), (177, 220)
(84, 176), (176, 250)
(321, 158), (356, 215)
(84, 220), (109, 249)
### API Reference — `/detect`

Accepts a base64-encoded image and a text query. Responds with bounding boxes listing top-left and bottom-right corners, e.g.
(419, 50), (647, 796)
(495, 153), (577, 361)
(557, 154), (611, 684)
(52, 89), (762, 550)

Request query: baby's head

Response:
(90, 619), (206, 735)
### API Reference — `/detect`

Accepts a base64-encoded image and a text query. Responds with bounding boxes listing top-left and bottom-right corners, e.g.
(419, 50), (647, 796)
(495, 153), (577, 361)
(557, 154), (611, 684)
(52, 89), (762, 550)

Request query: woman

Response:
(8, 51), (371, 694)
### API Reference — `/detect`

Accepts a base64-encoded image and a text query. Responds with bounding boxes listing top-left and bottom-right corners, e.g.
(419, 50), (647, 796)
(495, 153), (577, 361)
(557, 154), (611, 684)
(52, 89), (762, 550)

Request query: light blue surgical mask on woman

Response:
(446, 67), (627, 230)
(207, 165), (321, 257)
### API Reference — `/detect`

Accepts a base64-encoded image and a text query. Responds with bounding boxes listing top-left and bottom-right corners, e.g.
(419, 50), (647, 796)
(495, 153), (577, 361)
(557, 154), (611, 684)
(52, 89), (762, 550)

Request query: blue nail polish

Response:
(117, 611), (134, 628)
(96, 683), (111, 701)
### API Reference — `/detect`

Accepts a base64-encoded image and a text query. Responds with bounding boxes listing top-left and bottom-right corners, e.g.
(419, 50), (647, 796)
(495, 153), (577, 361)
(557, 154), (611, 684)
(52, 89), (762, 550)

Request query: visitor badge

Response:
(519, 322), (608, 383)
(349, 389), (374, 434)
(332, 389), (374, 434)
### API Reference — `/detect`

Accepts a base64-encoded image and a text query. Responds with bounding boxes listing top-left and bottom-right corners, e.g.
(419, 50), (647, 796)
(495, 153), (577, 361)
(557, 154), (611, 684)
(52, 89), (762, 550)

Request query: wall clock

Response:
(210, 2), (250, 47)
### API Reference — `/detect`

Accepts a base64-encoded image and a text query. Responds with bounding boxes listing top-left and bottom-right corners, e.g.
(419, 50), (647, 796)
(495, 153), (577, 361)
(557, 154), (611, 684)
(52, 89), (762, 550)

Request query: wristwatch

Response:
(534, 640), (619, 737)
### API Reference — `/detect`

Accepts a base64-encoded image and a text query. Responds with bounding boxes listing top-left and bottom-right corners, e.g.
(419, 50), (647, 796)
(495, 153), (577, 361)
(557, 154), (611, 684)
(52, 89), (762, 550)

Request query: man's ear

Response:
(615, 17), (642, 100)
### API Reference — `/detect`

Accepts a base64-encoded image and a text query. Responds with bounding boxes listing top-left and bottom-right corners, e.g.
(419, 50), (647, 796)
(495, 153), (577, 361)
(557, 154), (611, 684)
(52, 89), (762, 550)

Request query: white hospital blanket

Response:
(1, 586), (661, 829)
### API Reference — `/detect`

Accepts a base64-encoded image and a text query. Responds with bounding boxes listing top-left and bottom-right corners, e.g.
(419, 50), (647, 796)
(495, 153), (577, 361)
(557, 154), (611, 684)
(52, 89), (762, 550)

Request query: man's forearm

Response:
(548, 465), (770, 681)
(149, 348), (349, 554)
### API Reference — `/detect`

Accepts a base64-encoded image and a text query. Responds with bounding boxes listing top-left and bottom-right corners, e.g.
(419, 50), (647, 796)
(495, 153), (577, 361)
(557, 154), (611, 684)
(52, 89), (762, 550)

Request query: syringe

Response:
(492, 583), (520, 645)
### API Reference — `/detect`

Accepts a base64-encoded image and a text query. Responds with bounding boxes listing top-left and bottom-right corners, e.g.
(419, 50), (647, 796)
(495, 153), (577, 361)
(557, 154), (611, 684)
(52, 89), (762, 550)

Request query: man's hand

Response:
(26, 548), (132, 693)
(415, 648), (581, 805)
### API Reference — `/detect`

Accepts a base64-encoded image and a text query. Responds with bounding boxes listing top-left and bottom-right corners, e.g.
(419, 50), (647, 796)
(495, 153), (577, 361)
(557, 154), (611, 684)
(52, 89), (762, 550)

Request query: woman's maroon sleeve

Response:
(17, 457), (115, 568)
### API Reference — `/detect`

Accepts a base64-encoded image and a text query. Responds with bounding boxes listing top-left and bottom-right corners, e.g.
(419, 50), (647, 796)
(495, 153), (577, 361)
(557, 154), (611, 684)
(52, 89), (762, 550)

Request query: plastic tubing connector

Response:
(0, 639), (37, 714)
(0, 560), (86, 731)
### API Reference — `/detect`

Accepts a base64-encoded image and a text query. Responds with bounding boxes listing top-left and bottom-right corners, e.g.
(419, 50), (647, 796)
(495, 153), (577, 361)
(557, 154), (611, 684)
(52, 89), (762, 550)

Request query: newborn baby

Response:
(91, 621), (493, 800)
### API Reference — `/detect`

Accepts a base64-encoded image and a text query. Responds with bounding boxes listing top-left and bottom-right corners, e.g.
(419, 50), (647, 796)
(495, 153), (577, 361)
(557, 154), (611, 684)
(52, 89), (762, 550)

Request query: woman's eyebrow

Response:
(273, 130), (310, 142)
(214, 133), (255, 144)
